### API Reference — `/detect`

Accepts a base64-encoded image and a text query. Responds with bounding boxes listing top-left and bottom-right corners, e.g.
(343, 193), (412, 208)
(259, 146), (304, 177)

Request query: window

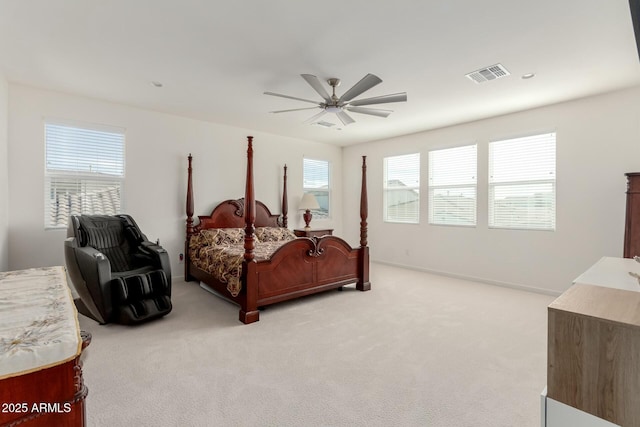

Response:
(45, 121), (125, 228)
(384, 153), (420, 223)
(428, 144), (477, 226)
(303, 158), (330, 219)
(488, 132), (556, 230)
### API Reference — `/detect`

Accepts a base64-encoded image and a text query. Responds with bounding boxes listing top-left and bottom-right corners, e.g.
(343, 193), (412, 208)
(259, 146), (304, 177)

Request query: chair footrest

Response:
(111, 270), (172, 324)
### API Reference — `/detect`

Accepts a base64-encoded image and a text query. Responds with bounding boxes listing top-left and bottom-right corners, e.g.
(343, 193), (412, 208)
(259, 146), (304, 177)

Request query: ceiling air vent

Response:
(465, 64), (510, 84)
(313, 121), (336, 128)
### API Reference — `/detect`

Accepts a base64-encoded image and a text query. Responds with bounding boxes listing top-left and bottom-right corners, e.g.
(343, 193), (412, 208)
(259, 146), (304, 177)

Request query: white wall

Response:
(9, 83), (640, 294)
(7, 84), (343, 277)
(343, 85), (640, 294)
(0, 74), (8, 271)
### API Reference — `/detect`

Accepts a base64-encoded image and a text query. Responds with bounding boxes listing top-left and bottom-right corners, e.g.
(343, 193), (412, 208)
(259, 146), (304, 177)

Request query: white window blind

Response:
(384, 153), (420, 223)
(489, 132), (556, 230)
(303, 158), (330, 219)
(45, 122), (125, 228)
(428, 144), (477, 226)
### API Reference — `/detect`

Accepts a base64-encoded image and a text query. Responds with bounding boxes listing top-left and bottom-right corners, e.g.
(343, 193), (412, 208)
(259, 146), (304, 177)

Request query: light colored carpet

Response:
(78, 262), (556, 427)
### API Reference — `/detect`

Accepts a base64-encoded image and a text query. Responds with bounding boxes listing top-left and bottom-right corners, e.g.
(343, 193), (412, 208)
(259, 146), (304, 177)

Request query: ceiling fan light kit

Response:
(265, 73), (407, 126)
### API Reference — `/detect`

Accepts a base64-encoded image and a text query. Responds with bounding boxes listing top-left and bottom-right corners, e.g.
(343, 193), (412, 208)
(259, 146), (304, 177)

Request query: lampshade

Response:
(299, 193), (320, 210)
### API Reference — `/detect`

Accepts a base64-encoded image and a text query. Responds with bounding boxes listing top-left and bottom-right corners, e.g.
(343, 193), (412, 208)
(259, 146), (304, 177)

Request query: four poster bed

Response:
(184, 136), (370, 324)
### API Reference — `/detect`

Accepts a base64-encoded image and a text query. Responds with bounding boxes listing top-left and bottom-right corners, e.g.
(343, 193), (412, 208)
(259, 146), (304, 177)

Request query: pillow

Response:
(200, 228), (247, 245)
(255, 227), (296, 242)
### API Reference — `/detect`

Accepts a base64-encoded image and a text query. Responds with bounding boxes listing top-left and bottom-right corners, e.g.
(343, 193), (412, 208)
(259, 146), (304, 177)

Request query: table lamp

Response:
(299, 193), (320, 230)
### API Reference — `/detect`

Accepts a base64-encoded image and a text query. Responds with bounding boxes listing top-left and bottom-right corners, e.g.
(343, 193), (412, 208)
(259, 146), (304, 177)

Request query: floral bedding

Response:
(189, 227), (295, 296)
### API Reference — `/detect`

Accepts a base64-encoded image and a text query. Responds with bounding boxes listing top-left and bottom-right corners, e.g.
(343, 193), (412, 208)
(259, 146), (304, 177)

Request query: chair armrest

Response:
(64, 238), (114, 323)
(140, 241), (172, 285)
(141, 241), (165, 251)
(74, 246), (111, 281)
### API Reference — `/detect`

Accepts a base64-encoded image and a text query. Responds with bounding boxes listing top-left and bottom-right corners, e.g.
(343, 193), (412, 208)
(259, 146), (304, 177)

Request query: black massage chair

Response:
(64, 214), (172, 325)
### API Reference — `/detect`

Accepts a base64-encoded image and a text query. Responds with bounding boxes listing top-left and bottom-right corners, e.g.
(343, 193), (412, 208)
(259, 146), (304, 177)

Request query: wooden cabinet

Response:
(0, 333), (91, 426)
(545, 257), (640, 426)
(547, 285), (640, 426)
(293, 228), (333, 238)
(0, 267), (90, 426)
(624, 172), (640, 258)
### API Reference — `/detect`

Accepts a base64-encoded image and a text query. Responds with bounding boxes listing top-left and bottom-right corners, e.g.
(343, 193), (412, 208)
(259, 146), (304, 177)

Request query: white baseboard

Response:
(372, 259), (563, 297)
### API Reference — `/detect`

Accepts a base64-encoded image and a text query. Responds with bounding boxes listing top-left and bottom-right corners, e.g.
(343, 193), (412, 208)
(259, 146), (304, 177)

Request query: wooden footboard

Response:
(236, 235), (366, 324)
(255, 236), (360, 302)
(185, 137), (370, 324)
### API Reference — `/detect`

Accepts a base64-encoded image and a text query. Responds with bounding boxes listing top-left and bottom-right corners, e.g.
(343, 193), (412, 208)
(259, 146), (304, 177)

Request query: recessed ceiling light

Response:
(521, 73), (536, 80)
(151, 81), (163, 87)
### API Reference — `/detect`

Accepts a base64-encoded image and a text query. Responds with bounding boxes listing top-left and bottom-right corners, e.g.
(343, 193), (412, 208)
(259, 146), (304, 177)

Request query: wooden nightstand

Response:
(293, 228), (333, 238)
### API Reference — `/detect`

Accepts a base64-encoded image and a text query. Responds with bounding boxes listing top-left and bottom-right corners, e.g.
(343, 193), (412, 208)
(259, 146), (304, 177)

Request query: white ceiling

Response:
(1, 0), (639, 146)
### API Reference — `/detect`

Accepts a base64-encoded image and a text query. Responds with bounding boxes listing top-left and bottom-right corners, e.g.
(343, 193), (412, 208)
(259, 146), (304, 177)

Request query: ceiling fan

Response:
(264, 74), (407, 126)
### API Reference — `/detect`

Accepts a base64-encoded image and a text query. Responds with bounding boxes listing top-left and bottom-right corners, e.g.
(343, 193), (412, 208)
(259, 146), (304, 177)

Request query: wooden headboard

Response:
(195, 198), (281, 232)
(185, 152), (288, 238)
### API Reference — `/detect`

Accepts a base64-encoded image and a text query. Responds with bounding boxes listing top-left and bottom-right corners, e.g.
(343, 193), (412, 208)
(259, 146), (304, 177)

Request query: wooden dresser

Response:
(0, 267), (90, 427)
(543, 257), (640, 427)
(624, 172), (640, 258)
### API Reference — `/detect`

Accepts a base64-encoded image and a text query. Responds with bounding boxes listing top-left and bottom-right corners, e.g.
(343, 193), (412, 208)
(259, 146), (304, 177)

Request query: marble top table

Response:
(0, 266), (81, 379)
(572, 256), (640, 292)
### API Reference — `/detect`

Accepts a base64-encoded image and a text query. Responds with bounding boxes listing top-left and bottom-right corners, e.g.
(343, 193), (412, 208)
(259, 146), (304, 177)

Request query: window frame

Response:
(488, 132), (556, 231)
(302, 157), (331, 220)
(383, 152), (421, 224)
(44, 120), (126, 230)
(428, 144), (478, 227)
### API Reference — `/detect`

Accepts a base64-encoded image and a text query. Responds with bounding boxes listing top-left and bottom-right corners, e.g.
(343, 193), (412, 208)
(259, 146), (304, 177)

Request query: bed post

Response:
(282, 164), (288, 228)
(357, 155), (371, 291)
(241, 136), (259, 324)
(185, 153), (194, 281)
(243, 137), (256, 262)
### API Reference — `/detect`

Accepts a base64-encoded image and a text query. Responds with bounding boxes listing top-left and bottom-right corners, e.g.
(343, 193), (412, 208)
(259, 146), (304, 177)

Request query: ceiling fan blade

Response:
(344, 106), (393, 118)
(338, 74), (383, 103)
(301, 74), (331, 103)
(264, 91), (321, 105)
(347, 92), (407, 107)
(270, 107), (321, 113)
(336, 110), (356, 126)
(303, 110), (328, 124)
